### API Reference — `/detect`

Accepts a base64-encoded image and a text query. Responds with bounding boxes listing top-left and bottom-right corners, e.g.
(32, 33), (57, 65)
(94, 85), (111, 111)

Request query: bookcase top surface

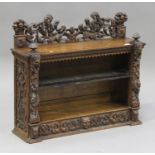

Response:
(12, 38), (132, 57)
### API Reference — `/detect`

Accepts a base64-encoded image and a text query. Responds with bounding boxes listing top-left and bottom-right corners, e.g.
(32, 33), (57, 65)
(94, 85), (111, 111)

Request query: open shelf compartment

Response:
(38, 54), (130, 123)
(39, 94), (129, 122)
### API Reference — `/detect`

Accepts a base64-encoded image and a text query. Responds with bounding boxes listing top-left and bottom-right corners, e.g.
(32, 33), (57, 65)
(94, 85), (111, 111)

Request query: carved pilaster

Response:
(28, 43), (40, 124)
(129, 33), (145, 108)
(15, 59), (29, 132)
(129, 33), (145, 124)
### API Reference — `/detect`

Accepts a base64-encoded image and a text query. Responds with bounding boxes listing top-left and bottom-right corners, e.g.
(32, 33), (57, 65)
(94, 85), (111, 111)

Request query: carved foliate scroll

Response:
(129, 33), (145, 108)
(28, 44), (41, 124)
(16, 59), (28, 132)
(28, 110), (130, 138)
(13, 12), (127, 47)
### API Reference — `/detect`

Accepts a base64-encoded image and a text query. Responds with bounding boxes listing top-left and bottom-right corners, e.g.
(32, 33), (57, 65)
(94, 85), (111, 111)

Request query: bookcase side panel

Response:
(13, 57), (30, 138)
(128, 35), (145, 124)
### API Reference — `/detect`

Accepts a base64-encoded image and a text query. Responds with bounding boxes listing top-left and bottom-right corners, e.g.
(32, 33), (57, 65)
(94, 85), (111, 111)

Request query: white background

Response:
(0, 2), (155, 152)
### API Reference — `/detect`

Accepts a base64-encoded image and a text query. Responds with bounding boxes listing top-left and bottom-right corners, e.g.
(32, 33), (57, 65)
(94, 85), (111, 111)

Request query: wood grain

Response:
(12, 38), (132, 56)
(39, 94), (129, 122)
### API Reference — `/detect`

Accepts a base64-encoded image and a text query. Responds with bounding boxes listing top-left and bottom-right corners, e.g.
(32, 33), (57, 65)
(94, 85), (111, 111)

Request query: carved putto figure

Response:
(64, 27), (79, 42)
(114, 12), (128, 25)
(13, 12), (127, 47)
(37, 15), (66, 43)
(13, 19), (28, 35)
(27, 23), (38, 43)
(38, 15), (54, 37)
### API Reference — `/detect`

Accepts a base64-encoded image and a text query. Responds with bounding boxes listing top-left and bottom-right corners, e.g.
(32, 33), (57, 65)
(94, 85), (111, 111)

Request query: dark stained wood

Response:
(39, 77), (128, 102)
(12, 13), (145, 143)
(39, 53), (129, 80)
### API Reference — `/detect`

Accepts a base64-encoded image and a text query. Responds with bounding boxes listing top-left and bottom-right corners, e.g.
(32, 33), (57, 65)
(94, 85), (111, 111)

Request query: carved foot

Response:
(12, 128), (42, 144)
(130, 108), (142, 126)
(130, 120), (142, 126)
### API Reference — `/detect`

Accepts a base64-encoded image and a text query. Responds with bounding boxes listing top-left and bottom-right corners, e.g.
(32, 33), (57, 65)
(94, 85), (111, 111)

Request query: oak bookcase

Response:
(11, 12), (145, 143)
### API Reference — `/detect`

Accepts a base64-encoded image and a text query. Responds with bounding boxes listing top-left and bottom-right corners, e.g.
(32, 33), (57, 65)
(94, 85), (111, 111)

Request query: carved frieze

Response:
(13, 12), (127, 47)
(36, 110), (130, 137)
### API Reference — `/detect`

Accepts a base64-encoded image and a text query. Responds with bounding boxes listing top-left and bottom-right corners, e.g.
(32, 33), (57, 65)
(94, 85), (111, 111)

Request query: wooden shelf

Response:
(39, 94), (129, 122)
(39, 70), (129, 87)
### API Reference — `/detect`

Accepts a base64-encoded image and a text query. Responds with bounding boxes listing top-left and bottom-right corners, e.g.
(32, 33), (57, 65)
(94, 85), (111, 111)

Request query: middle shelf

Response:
(39, 70), (129, 103)
(39, 69), (129, 87)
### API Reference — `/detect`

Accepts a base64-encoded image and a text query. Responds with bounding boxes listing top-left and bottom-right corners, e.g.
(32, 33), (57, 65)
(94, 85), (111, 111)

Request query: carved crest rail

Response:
(13, 12), (127, 48)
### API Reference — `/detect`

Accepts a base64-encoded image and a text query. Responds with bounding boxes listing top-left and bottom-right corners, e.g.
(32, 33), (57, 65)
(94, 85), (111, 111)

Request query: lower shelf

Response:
(39, 95), (129, 123)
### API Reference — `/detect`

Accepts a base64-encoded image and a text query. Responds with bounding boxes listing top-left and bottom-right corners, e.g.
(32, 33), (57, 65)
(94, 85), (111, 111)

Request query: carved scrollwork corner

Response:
(12, 12), (128, 48)
(129, 33), (146, 108)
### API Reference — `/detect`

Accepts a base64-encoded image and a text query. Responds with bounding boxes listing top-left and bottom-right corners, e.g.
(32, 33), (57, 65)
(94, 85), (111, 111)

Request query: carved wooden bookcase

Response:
(11, 12), (145, 143)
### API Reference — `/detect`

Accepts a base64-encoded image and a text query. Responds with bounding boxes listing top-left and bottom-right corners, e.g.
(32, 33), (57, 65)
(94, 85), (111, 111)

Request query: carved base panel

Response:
(13, 109), (141, 143)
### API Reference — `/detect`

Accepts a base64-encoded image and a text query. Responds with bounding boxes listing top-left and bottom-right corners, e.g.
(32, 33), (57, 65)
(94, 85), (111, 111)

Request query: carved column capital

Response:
(28, 43), (41, 124)
(131, 33), (146, 50)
